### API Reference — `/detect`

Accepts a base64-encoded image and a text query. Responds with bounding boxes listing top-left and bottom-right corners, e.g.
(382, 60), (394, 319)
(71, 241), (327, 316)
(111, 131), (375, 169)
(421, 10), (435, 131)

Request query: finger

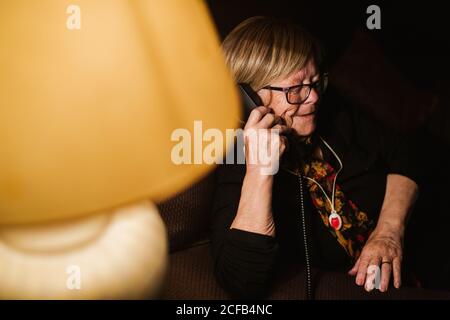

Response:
(246, 106), (271, 127)
(279, 136), (288, 154)
(364, 257), (381, 292)
(279, 134), (288, 144)
(271, 124), (290, 134)
(276, 116), (287, 126)
(271, 113), (285, 126)
(393, 257), (402, 289)
(348, 257), (361, 276)
(380, 261), (392, 292)
(280, 106), (298, 127)
(257, 112), (277, 129)
(243, 134), (250, 161)
(281, 113), (293, 128)
(355, 256), (371, 286)
(281, 134), (289, 153)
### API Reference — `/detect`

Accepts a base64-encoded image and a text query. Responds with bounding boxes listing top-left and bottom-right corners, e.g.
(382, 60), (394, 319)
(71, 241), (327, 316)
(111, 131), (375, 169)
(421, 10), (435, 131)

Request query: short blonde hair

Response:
(222, 16), (322, 91)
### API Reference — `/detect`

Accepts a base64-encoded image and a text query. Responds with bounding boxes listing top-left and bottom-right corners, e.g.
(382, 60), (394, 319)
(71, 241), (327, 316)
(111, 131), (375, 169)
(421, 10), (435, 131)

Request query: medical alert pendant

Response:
(329, 210), (342, 230)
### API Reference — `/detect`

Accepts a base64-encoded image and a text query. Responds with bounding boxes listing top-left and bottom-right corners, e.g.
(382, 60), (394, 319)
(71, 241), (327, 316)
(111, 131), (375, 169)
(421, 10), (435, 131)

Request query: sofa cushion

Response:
(161, 242), (230, 299)
(157, 169), (217, 252)
(161, 243), (450, 300)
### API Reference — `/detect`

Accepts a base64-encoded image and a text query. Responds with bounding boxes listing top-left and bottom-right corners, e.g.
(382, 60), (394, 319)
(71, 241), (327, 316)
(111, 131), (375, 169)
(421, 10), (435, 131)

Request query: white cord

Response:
(302, 136), (343, 213)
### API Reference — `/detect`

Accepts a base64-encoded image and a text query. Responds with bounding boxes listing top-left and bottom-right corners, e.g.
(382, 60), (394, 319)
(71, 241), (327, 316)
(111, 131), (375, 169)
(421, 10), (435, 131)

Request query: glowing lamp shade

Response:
(0, 0), (240, 299)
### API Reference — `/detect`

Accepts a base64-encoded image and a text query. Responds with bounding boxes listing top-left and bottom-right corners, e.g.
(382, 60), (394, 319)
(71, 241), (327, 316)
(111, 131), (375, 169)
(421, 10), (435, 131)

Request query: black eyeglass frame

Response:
(262, 72), (329, 105)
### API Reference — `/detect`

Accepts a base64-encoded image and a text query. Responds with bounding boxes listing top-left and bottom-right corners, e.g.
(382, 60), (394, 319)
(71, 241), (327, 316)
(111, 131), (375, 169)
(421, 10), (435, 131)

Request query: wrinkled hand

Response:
(243, 106), (290, 176)
(348, 225), (403, 292)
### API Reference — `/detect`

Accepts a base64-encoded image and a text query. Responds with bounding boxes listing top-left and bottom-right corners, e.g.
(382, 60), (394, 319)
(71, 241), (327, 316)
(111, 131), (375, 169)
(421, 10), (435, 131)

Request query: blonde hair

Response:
(222, 16), (322, 91)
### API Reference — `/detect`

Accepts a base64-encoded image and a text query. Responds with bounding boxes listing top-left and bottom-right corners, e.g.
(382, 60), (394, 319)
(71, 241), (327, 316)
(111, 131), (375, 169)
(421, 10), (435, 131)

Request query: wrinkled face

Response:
(258, 60), (320, 137)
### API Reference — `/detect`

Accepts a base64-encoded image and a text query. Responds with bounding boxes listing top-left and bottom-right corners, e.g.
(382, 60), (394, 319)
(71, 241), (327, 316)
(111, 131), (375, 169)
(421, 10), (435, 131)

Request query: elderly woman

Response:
(211, 16), (420, 299)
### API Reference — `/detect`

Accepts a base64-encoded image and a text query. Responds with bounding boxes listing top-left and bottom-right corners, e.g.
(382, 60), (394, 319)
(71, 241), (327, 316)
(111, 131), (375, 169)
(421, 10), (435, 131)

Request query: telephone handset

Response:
(237, 83), (287, 127)
(237, 82), (291, 154)
(237, 83), (263, 123)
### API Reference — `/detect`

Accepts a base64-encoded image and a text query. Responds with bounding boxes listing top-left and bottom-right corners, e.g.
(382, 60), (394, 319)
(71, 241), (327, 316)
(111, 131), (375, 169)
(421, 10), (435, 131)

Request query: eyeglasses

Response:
(262, 73), (328, 105)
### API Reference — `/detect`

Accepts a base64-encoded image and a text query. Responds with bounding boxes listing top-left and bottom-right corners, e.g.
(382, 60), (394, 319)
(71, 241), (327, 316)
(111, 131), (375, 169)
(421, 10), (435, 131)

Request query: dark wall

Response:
(206, 1), (449, 90)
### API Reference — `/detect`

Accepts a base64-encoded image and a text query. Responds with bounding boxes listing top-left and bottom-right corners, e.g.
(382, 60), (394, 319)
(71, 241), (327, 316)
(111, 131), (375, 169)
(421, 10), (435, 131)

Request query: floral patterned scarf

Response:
(303, 159), (375, 262)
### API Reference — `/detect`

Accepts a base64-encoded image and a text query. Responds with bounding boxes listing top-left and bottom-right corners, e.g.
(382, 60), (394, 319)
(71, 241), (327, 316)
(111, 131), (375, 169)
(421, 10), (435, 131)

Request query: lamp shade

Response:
(0, 0), (240, 225)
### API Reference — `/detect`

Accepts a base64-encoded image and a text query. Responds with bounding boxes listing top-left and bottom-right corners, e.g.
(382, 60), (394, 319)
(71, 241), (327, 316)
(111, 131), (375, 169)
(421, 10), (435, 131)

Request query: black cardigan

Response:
(210, 95), (420, 299)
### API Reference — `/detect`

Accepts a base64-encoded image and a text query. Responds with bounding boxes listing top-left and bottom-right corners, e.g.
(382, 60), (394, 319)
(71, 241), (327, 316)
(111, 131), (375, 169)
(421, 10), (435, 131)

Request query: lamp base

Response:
(0, 201), (168, 299)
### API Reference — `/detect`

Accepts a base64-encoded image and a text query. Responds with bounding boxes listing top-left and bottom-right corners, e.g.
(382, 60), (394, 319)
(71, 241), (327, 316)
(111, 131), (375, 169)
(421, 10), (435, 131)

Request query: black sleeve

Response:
(351, 106), (421, 187)
(210, 162), (278, 299)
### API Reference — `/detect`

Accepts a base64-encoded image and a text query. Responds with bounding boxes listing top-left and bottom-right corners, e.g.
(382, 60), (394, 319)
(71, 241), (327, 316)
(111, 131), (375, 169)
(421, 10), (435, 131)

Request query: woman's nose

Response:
(306, 87), (320, 104)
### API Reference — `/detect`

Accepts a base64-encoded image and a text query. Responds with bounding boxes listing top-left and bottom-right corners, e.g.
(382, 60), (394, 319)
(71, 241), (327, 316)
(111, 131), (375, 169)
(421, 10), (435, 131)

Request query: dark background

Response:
(206, 1), (450, 289)
(207, 0), (449, 91)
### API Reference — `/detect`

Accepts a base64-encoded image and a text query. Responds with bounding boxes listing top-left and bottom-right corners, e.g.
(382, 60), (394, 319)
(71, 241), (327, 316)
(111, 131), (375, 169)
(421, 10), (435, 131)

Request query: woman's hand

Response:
(230, 106), (290, 237)
(349, 174), (418, 292)
(243, 106), (290, 176)
(348, 223), (404, 292)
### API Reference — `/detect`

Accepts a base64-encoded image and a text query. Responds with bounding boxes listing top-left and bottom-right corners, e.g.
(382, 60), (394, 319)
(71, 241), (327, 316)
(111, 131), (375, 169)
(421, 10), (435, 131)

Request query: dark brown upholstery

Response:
(160, 240), (450, 300)
(160, 243), (230, 300)
(157, 168), (450, 300)
(157, 169), (216, 252)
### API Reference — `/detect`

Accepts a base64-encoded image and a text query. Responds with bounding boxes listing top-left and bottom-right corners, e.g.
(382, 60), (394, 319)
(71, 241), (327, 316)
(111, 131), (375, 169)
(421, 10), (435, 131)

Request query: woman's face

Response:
(258, 60), (320, 137)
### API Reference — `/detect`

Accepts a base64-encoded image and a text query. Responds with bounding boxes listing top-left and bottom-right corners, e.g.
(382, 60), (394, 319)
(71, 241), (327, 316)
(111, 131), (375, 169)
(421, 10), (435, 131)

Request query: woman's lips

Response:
(297, 111), (316, 117)
(281, 110), (316, 126)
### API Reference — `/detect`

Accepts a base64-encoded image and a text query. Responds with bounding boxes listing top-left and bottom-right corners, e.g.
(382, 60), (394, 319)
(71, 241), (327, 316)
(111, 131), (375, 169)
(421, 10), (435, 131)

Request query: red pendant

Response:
(329, 211), (342, 230)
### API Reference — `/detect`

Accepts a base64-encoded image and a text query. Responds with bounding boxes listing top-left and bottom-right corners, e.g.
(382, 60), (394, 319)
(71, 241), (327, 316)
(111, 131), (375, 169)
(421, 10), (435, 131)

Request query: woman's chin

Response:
(291, 117), (316, 137)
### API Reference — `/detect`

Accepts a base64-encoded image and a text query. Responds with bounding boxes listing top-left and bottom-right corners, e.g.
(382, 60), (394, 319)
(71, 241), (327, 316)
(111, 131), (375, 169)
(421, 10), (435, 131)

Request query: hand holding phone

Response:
(238, 83), (263, 122)
(237, 83), (291, 172)
(238, 83), (287, 126)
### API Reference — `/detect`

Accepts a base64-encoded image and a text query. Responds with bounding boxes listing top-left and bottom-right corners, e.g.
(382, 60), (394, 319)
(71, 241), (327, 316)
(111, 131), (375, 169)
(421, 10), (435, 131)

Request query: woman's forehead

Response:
(289, 61), (318, 83)
(272, 60), (318, 86)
